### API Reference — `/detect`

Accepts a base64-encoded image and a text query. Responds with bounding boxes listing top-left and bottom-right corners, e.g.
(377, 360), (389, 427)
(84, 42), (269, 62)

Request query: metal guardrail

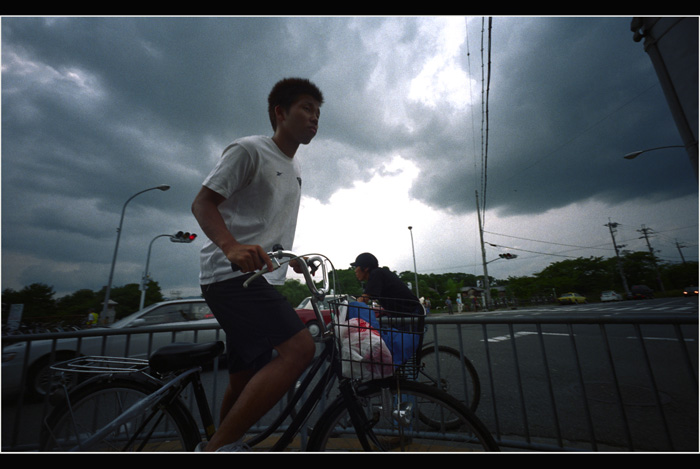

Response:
(2, 312), (698, 452)
(426, 313), (698, 452)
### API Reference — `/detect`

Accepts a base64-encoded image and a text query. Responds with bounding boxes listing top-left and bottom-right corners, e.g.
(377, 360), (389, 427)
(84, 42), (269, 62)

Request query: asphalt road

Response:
(425, 296), (699, 451)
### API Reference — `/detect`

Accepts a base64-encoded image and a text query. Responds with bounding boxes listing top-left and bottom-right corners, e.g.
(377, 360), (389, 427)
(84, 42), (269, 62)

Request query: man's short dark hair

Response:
(268, 78), (324, 130)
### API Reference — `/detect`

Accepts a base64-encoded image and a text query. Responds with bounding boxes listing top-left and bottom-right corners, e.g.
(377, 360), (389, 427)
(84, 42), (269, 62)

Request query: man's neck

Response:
(272, 134), (299, 158)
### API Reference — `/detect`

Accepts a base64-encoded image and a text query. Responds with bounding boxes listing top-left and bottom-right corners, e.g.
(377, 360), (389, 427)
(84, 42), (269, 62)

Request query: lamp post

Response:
(408, 226), (420, 298)
(624, 144), (697, 181)
(623, 145), (684, 160)
(102, 185), (170, 319)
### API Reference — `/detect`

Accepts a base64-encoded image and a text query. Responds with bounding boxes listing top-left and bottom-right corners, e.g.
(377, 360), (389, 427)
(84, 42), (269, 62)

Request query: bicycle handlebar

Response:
(232, 246), (330, 298)
(230, 246), (333, 337)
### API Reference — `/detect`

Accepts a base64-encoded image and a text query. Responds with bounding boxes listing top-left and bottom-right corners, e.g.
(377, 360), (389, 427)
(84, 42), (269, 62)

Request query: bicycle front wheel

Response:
(308, 378), (498, 452)
(40, 374), (201, 452)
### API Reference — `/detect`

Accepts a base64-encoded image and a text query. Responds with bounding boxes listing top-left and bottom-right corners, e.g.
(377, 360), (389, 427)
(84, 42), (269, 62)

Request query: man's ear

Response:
(274, 104), (287, 126)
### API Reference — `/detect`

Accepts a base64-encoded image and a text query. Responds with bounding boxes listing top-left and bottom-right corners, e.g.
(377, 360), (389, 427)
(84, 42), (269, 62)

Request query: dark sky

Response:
(2, 16), (697, 300)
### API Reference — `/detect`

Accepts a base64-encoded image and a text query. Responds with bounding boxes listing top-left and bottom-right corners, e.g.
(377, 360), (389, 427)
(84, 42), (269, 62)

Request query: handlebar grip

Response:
(230, 244), (284, 273)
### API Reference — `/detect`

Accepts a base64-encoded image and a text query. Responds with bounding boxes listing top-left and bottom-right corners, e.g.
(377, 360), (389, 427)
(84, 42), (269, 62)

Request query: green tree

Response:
(620, 251), (659, 288)
(1, 283), (57, 321)
(328, 268), (364, 297)
(55, 289), (100, 319)
(95, 282), (164, 320)
(661, 261), (698, 290)
(505, 275), (545, 300)
(275, 279), (312, 307)
(535, 256), (611, 295)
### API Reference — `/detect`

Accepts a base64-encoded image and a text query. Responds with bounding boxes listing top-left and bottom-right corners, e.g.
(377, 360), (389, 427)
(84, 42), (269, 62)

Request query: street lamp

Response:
(408, 226), (420, 298)
(102, 185), (170, 319)
(623, 145), (684, 159)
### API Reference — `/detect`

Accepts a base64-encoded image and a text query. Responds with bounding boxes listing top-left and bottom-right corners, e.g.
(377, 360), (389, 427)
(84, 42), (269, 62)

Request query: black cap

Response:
(351, 252), (378, 269)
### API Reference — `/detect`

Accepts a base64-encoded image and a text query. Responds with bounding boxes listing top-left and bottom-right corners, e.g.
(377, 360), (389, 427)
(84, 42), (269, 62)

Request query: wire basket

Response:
(329, 297), (425, 381)
(50, 356), (150, 374)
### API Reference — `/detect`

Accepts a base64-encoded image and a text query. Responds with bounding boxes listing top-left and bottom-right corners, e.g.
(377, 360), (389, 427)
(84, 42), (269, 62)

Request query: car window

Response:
(138, 304), (191, 325)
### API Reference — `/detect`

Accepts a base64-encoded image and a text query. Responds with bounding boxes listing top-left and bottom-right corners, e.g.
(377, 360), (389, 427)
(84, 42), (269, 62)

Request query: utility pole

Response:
(605, 219), (631, 298)
(476, 191), (492, 310)
(638, 225), (665, 292)
(408, 226), (420, 299)
(675, 239), (687, 264)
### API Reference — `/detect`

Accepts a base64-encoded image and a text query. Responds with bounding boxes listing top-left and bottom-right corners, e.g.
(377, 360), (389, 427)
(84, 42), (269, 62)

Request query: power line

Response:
(483, 230), (612, 251)
(485, 243), (583, 259)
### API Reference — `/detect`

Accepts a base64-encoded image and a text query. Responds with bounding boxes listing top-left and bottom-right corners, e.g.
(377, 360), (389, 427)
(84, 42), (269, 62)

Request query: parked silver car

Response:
(2, 298), (223, 399)
(600, 290), (623, 302)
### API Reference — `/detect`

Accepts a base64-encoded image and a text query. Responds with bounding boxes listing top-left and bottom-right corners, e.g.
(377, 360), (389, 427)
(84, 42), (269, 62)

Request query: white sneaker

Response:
(194, 439), (249, 452)
(215, 439), (250, 452)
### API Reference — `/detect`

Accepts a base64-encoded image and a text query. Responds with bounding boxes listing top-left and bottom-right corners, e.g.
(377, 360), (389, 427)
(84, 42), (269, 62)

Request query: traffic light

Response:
(499, 253), (517, 259)
(170, 231), (197, 243)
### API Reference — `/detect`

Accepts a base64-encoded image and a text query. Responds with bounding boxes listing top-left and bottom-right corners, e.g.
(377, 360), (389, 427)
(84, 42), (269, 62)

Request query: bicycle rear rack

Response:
(50, 356), (150, 374)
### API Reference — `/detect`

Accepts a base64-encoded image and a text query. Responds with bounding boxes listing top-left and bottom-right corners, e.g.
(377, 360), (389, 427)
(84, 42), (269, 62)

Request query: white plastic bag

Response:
(338, 316), (394, 380)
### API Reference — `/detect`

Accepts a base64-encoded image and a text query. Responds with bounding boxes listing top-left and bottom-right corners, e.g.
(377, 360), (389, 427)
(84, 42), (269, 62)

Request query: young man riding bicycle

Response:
(191, 78), (323, 452)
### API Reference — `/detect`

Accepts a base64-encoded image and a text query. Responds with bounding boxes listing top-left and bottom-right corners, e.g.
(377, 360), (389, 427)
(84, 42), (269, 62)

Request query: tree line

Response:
(507, 252), (696, 302)
(2, 281), (164, 329)
(3, 250), (697, 328)
(273, 251), (697, 311)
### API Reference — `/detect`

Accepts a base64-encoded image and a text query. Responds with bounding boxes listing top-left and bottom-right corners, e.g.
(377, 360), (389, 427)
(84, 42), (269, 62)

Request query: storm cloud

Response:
(2, 16), (697, 299)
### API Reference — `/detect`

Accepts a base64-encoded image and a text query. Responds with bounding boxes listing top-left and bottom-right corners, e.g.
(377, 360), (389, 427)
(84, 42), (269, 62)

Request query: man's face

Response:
(354, 266), (369, 282)
(278, 94), (321, 145)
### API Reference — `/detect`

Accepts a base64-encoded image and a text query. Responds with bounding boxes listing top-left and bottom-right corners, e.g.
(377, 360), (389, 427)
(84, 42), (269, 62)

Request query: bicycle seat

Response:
(149, 341), (225, 373)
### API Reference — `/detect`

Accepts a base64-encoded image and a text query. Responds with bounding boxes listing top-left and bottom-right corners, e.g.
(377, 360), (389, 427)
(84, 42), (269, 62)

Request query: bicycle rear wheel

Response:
(307, 378), (498, 452)
(41, 374), (201, 452)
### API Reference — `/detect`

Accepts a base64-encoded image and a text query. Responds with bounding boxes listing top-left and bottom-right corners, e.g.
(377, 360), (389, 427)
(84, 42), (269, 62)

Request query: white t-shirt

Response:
(198, 135), (302, 285)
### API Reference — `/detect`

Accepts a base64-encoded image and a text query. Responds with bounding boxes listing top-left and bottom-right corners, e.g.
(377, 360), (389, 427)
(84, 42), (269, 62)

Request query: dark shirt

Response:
(364, 267), (419, 314)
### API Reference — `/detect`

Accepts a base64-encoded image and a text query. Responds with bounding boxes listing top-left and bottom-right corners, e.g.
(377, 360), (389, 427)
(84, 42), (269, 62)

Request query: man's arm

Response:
(191, 186), (273, 273)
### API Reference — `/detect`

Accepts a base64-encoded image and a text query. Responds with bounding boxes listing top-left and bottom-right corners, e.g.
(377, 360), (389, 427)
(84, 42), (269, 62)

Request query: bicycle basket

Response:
(329, 297), (425, 381)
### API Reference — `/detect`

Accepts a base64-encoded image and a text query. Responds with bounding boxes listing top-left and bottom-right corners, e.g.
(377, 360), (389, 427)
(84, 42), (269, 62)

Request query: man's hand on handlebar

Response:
(226, 243), (274, 273)
(290, 257), (321, 275)
(289, 258), (305, 274)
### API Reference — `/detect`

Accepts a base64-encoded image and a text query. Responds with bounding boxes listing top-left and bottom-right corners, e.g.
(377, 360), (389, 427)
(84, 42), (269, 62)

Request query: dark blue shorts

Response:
(201, 274), (305, 373)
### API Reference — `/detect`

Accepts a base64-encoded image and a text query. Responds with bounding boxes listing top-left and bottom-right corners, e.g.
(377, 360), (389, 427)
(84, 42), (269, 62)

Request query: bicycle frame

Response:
(46, 250), (393, 452)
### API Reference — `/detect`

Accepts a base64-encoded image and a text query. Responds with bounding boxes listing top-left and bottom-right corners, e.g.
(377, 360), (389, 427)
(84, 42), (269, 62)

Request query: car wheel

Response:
(306, 320), (322, 339)
(29, 352), (79, 399)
